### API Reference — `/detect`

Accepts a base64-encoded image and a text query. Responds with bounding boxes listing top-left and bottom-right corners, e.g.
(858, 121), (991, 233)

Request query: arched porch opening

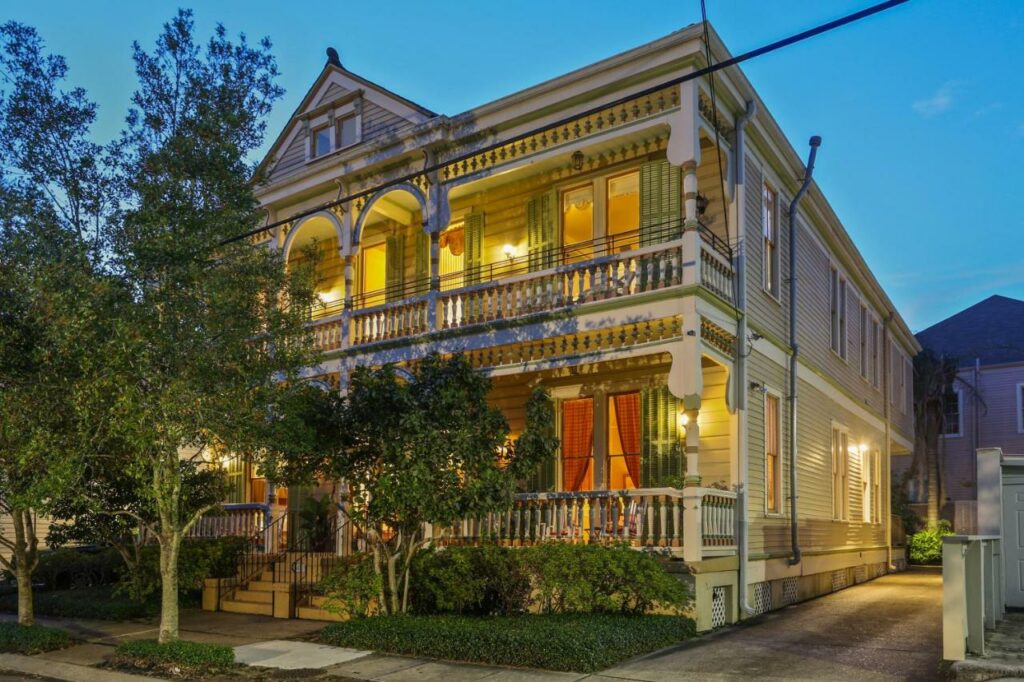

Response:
(352, 187), (426, 308)
(284, 213), (345, 319)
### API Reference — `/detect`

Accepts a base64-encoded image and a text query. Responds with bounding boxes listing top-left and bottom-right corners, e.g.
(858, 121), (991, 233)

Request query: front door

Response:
(1002, 482), (1024, 606)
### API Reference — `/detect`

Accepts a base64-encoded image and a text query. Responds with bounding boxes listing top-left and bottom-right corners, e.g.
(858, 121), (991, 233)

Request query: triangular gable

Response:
(258, 63), (436, 182)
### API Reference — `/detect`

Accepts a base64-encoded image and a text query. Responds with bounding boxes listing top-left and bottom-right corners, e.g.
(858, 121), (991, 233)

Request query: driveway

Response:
(596, 568), (942, 681)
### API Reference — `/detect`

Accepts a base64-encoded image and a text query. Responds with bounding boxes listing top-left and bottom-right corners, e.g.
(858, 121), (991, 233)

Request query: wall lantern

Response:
(571, 150), (585, 171)
(695, 192), (709, 217)
(502, 244), (516, 261)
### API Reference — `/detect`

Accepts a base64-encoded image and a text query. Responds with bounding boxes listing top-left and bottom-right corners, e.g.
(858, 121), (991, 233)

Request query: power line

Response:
(224, 0), (909, 246)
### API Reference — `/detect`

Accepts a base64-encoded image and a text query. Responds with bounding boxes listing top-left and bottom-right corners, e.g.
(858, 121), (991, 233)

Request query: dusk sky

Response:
(7, 0), (1022, 331)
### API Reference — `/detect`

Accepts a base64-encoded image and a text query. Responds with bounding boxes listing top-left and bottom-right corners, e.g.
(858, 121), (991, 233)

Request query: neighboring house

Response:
(896, 295), (1024, 532)
(200, 23), (919, 628)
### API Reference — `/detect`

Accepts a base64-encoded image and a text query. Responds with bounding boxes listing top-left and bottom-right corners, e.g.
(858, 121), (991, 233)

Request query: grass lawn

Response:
(0, 622), (71, 654)
(319, 613), (696, 673)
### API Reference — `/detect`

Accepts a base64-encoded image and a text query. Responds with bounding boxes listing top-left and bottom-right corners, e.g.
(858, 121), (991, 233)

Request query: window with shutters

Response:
(764, 390), (782, 514)
(640, 385), (681, 487)
(872, 449), (882, 524)
(762, 183), (779, 297)
(830, 266), (847, 360)
(606, 171), (640, 250)
(438, 222), (466, 290)
(871, 316), (880, 388)
(831, 425), (849, 521)
(562, 185), (594, 262)
(639, 159), (681, 246)
(607, 392), (641, 489)
(384, 232), (405, 303)
(463, 212), (485, 285)
(360, 241), (387, 307)
(859, 305), (868, 380)
(413, 229), (430, 295)
(527, 192), (556, 271)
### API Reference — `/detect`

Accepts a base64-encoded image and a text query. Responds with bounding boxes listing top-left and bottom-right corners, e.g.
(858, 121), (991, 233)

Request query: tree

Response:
(93, 11), (320, 642)
(322, 353), (557, 614)
(0, 22), (110, 626)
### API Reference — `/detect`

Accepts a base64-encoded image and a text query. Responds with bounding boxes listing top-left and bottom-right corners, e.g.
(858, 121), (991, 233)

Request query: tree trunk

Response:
(15, 562), (33, 626)
(11, 509), (36, 626)
(158, 532), (181, 644)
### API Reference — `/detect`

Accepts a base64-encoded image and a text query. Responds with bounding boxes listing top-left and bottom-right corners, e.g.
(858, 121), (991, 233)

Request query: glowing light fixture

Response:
(677, 411), (690, 432)
(571, 150), (585, 171)
(502, 244), (516, 261)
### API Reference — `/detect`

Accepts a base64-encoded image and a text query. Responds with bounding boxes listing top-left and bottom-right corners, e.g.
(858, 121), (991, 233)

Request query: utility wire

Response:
(700, 0), (731, 246)
(224, 0), (909, 246)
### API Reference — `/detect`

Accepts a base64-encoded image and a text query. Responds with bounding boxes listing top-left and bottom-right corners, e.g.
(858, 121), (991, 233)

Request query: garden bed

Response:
(0, 622), (71, 654)
(108, 639), (235, 678)
(0, 586), (198, 621)
(319, 613), (695, 672)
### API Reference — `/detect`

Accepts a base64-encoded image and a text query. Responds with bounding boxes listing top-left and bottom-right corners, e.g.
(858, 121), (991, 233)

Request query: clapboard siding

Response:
(269, 134), (308, 183)
(361, 100), (415, 142)
(0, 514), (51, 564)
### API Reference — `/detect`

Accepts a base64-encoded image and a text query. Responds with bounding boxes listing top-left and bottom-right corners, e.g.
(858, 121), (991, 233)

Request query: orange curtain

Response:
(613, 393), (641, 487)
(561, 398), (593, 491)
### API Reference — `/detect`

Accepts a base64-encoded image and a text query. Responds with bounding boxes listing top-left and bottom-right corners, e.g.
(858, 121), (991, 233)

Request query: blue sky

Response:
(6, 0), (1022, 331)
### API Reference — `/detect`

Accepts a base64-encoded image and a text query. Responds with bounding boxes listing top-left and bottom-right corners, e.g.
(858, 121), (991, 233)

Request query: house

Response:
(198, 22), (920, 628)
(896, 295), (1024, 532)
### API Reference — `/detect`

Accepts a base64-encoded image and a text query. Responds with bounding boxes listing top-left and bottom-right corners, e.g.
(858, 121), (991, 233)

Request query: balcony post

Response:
(426, 160), (449, 333)
(341, 254), (353, 349)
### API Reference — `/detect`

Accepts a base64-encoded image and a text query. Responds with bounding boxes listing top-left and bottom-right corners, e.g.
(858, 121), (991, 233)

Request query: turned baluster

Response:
(645, 494), (656, 546)
(672, 496), (681, 548)
(659, 494), (669, 547)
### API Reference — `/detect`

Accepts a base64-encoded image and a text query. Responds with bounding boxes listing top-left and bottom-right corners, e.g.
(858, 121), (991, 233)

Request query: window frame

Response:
(831, 423), (850, 521)
(941, 387), (964, 439)
(871, 316), (880, 389)
(310, 123), (333, 159)
(763, 388), (783, 516)
(762, 182), (780, 299)
(829, 266), (848, 361)
(859, 304), (869, 381)
(336, 113), (359, 150)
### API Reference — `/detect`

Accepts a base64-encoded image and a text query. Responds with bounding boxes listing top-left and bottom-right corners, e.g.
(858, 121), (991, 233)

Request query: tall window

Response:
(831, 426), (849, 520)
(360, 241), (387, 307)
(223, 456), (246, 504)
(561, 398), (594, 492)
(871, 317), (880, 388)
(337, 115), (358, 149)
(607, 392), (641, 489)
(859, 305), (868, 379)
(762, 184), (779, 297)
(830, 267), (847, 359)
(606, 171), (640, 250)
(311, 124), (332, 158)
(562, 185), (594, 262)
(765, 392), (782, 514)
(942, 387), (962, 437)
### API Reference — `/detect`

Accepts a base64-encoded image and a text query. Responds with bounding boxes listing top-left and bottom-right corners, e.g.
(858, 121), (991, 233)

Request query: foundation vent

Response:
(854, 565), (867, 584)
(781, 577), (799, 605)
(752, 581), (772, 615)
(711, 586), (727, 628)
(831, 569), (848, 592)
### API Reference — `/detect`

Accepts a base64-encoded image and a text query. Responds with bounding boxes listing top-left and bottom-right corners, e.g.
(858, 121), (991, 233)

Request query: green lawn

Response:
(319, 613), (696, 673)
(0, 622), (71, 654)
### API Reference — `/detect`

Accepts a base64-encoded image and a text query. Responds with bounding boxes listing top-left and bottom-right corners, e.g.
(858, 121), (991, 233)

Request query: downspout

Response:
(787, 136), (822, 566)
(732, 100), (758, 616)
(883, 312), (894, 570)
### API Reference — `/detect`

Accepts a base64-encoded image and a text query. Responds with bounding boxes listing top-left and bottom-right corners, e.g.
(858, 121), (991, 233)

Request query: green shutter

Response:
(413, 229), (430, 295)
(464, 212), (485, 285)
(639, 160), (682, 246)
(385, 232), (405, 302)
(527, 191), (557, 271)
(640, 385), (682, 487)
(526, 452), (557, 493)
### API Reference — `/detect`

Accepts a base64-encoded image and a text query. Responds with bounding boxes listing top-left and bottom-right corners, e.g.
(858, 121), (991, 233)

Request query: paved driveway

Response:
(596, 568), (942, 682)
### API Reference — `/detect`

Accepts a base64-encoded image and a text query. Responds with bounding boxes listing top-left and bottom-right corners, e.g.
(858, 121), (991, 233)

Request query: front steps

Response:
(210, 553), (346, 621)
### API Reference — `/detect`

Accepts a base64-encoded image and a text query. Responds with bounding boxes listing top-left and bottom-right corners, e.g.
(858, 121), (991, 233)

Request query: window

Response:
(859, 305), (868, 379)
(1018, 384), (1024, 434)
(764, 391), (782, 514)
(311, 124), (332, 157)
(871, 317), (880, 388)
(562, 185), (594, 261)
(762, 184), (779, 297)
(830, 267), (847, 359)
(607, 392), (641, 489)
(942, 387), (962, 437)
(223, 456), (245, 504)
(831, 426), (849, 520)
(337, 115), (358, 149)
(561, 398), (594, 492)
(606, 171), (640, 250)
(360, 241), (387, 307)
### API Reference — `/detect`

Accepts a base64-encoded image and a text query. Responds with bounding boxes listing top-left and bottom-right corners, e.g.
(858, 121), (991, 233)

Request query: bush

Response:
(0, 586), (158, 620)
(909, 520), (954, 564)
(123, 536), (247, 601)
(0, 623), (71, 654)
(4, 547), (124, 590)
(318, 553), (382, 619)
(320, 614), (695, 672)
(110, 639), (234, 678)
(410, 544), (531, 616)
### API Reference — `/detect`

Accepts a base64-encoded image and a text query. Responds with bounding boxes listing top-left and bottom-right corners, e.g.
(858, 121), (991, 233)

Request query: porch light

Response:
(696, 192), (709, 216)
(677, 411), (690, 431)
(571, 150), (585, 171)
(502, 244), (516, 261)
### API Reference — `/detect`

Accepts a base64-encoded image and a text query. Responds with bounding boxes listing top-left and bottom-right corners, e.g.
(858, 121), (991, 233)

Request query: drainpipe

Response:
(732, 100), (759, 616)
(883, 312), (894, 570)
(787, 136), (822, 567)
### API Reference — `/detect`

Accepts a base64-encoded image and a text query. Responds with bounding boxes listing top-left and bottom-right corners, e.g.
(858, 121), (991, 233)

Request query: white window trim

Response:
(1018, 383), (1024, 434)
(763, 387), (784, 517)
(829, 265), (848, 362)
(859, 304), (869, 382)
(941, 388), (964, 439)
(305, 101), (362, 162)
(831, 422), (850, 521)
(762, 182), (780, 301)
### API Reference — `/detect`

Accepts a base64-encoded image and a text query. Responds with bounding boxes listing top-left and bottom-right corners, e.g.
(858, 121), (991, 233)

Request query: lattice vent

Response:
(831, 569), (848, 592)
(711, 586), (727, 628)
(854, 565), (867, 584)
(752, 581), (772, 615)
(781, 577), (799, 605)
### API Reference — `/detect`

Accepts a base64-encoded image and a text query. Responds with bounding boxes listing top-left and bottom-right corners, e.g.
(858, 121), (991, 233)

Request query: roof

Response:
(916, 295), (1024, 367)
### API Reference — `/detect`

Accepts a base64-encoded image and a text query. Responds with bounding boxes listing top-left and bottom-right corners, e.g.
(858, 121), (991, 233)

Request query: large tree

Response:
(95, 11), (320, 642)
(319, 353), (557, 614)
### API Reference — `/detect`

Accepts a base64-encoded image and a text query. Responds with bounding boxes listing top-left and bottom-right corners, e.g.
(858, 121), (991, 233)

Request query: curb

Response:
(0, 653), (160, 682)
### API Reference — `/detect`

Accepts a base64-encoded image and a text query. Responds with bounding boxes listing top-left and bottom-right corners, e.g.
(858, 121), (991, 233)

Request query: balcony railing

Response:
(430, 487), (736, 553)
(306, 221), (735, 351)
(186, 503), (270, 540)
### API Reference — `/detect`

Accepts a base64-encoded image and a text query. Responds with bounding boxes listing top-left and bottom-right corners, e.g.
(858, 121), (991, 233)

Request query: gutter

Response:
(787, 136), (822, 566)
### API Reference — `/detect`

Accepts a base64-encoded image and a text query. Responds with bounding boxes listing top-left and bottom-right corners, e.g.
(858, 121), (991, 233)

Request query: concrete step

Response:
(233, 589), (273, 604)
(295, 605), (346, 622)
(247, 580), (284, 592)
(221, 598), (273, 617)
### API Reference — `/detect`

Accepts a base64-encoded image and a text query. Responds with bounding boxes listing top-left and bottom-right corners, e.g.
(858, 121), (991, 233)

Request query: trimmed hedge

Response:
(0, 585), (198, 621)
(0, 622), (71, 654)
(110, 639), (235, 678)
(319, 614), (695, 672)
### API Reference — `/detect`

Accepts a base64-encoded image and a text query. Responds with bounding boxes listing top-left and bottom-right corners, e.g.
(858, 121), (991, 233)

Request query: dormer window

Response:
(312, 124), (332, 158)
(309, 114), (359, 160)
(338, 115), (358, 149)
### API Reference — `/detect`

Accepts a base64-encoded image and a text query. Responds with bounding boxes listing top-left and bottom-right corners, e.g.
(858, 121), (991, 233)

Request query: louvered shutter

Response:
(639, 160), (682, 246)
(641, 385), (682, 487)
(527, 191), (557, 271)
(385, 232), (405, 302)
(464, 212), (485, 285)
(413, 229), (430, 295)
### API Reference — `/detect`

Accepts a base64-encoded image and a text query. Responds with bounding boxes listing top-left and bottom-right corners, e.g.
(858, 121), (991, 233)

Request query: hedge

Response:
(110, 639), (235, 678)
(0, 585), (200, 621)
(319, 614), (695, 672)
(0, 622), (71, 654)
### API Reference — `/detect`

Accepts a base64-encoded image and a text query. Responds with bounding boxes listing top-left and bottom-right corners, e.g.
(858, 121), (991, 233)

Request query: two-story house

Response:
(199, 23), (919, 629)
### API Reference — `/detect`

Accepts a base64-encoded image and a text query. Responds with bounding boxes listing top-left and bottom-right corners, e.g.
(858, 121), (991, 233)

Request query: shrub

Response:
(318, 553), (382, 619)
(122, 536), (247, 601)
(909, 520), (954, 564)
(410, 544), (531, 616)
(319, 614), (695, 672)
(0, 586), (158, 620)
(110, 639), (234, 678)
(6, 547), (124, 590)
(0, 623), (71, 654)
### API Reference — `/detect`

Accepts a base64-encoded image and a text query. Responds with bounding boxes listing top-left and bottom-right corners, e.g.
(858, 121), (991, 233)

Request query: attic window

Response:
(338, 115), (358, 149)
(312, 124), (332, 157)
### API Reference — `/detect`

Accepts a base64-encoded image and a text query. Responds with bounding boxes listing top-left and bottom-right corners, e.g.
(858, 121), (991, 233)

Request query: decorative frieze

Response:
(700, 318), (735, 357)
(697, 91), (733, 140)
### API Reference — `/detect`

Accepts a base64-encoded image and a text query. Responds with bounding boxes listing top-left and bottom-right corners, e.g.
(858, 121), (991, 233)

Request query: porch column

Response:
(668, 77), (702, 288)
(341, 254), (354, 349)
(426, 154), (449, 333)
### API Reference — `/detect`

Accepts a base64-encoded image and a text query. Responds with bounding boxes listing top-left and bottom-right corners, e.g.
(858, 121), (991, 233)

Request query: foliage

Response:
(126, 538), (248, 601)
(410, 544), (531, 616)
(310, 354), (558, 615)
(20, 548), (123, 591)
(0, 586), (159, 620)
(0, 623), (71, 654)
(319, 614), (696, 673)
(297, 494), (336, 552)
(110, 639), (235, 678)
(891, 470), (923, 538)
(318, 554), (382, 619)
(909, 520), (954, 564)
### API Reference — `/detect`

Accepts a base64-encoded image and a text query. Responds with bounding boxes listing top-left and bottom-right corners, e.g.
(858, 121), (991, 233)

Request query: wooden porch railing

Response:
(186, 503), (270, 540)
